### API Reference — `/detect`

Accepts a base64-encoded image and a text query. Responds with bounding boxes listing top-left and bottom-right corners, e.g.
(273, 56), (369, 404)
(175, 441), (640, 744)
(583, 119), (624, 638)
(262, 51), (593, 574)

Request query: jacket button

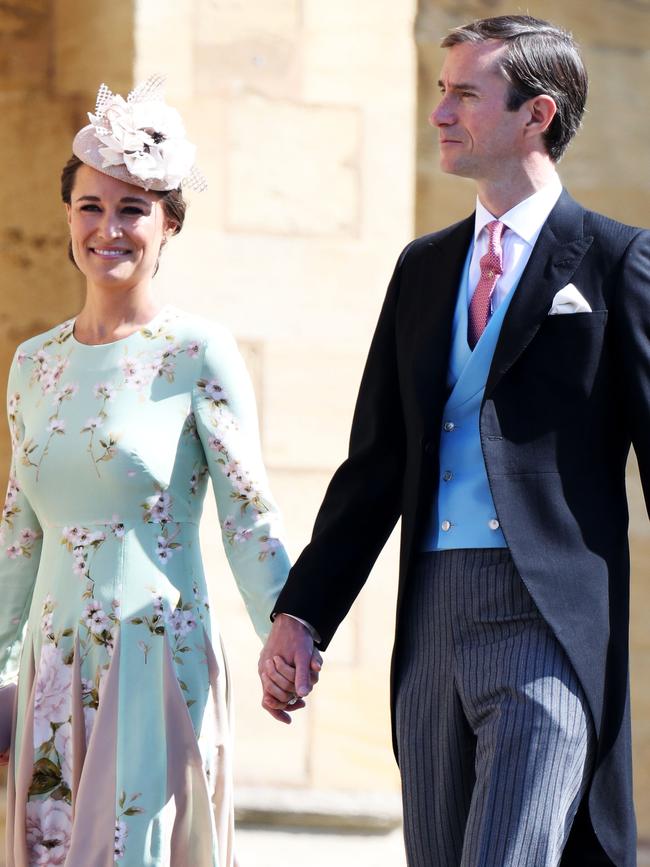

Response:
(443, 421), (455, 432)
(488, 518), (500, 530)
(443, 470), (453, 482)
(441, 520), (451, 532)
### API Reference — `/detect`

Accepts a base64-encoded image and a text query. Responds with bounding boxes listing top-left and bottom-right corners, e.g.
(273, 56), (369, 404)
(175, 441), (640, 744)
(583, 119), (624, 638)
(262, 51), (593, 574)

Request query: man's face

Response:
(430, 40), (529, 182)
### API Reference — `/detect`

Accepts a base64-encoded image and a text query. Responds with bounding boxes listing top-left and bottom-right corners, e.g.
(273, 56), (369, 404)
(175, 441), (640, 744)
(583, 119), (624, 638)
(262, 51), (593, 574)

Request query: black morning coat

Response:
(273, 191), (650, 866)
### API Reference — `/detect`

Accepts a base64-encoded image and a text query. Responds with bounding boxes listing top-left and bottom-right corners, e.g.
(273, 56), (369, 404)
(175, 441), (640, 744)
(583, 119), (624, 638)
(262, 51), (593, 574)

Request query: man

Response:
(259, 15), (650, 867)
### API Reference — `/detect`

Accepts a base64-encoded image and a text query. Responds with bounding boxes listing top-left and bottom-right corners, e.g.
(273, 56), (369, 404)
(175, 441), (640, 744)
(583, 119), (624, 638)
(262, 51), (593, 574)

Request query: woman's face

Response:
(65, 164), (173, 292)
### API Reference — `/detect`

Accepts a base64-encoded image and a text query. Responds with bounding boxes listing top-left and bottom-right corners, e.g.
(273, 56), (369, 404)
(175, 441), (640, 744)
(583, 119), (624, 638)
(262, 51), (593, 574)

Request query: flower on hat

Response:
(84, 76), (203, 191)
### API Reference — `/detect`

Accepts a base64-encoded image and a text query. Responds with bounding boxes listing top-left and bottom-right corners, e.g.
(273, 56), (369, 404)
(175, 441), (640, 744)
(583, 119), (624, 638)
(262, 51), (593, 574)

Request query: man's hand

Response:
(259, 614), (322, 724)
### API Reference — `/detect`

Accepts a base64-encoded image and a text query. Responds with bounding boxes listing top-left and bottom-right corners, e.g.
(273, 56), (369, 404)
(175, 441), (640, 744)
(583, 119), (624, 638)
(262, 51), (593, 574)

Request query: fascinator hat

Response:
(72, 75), (207, 193)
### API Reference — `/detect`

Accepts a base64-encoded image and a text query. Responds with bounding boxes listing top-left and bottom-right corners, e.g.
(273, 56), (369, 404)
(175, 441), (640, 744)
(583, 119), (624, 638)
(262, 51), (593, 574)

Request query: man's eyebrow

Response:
(437, 80), (481, 93)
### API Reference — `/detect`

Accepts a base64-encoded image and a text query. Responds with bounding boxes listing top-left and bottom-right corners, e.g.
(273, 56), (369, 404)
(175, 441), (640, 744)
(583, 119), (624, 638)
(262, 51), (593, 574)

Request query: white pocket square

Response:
(548, 284), (592, 315)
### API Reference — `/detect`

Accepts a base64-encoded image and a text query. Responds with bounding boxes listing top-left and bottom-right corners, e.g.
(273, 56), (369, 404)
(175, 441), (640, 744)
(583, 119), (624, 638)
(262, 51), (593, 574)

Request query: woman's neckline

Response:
(70, 305), (170, 348)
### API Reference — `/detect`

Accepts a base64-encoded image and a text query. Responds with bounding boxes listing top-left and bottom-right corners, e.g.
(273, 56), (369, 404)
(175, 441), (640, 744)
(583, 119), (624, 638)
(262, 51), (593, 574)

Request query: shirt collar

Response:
(474, 173), (563, 246)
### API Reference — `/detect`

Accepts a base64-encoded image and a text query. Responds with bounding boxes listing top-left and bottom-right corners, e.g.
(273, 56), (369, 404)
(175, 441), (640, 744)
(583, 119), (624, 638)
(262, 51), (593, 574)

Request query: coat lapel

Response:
(410, 216), (474, 433)
(485, 191), (594, 397)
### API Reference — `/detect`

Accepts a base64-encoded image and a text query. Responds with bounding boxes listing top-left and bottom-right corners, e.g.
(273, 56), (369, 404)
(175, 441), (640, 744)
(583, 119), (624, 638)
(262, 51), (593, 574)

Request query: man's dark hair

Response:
(441, 15), (588, 162)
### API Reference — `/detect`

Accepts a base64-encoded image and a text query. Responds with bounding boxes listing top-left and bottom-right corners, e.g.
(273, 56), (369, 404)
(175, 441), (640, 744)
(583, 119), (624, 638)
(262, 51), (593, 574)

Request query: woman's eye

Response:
(80, 204), (101, 212)
(122, 207), (144, 216)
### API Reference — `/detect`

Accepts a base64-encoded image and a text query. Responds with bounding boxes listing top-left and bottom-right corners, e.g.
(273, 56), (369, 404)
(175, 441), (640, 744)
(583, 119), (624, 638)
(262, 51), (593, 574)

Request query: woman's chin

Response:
(81, 259), (151, 288)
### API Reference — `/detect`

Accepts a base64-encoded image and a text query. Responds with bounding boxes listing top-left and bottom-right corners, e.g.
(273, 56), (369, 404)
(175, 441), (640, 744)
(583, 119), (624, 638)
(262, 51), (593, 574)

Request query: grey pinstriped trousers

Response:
(395, 549), (594, 867)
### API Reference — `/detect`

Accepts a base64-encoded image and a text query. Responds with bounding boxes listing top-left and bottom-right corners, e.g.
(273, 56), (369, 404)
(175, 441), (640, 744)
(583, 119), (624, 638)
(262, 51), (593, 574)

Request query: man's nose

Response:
(430, 98), (454, 128)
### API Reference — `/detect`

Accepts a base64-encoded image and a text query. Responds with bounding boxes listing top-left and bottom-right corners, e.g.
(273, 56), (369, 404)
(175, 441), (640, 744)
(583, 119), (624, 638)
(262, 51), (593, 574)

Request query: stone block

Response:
(362, 103), (416, 241)
(356, 525), (401, 666)
(194, 0), (300, 45)
(260, 341), (366, 470)
(225, 95), (360, 237)
(0, 98), (77, 232)
(571, 186), (650, 231)
(301, 30), (414, 106)
(561, 48), (650, 193)
(303, 0), (415, 32)
(0, 2), (50, 93)
(195, 36), (301, 101)
(532, 1), (650, 53)
(631, 649), (650, 723)
(134, 0), (193, 100)
(53, 0), (134, 98)
(155, 233), (408, 375)
(309, 665), (400, 791)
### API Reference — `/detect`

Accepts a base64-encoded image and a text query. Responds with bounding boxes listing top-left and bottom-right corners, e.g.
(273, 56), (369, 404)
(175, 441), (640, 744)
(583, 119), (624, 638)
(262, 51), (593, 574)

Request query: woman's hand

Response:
(259, 616), (323, 723)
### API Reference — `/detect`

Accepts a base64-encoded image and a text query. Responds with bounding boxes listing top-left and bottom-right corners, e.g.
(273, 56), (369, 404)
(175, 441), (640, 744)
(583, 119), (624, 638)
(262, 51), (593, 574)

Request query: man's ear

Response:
(524, 94), (557, 138)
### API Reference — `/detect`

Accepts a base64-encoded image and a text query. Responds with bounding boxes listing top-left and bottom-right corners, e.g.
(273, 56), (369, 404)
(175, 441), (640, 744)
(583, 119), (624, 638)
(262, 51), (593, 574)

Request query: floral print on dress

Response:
(26, 797), (73, 866)
(22, 383), (77, 481)
(142, 485), (183, 565)
(197, 377), (284, 561)
(0, 308), (291, 865)
(114, 791), (144, 862)
(130, 587), (210, 709)
(82, 383), (119, 477)
(61, 526), (107, 597)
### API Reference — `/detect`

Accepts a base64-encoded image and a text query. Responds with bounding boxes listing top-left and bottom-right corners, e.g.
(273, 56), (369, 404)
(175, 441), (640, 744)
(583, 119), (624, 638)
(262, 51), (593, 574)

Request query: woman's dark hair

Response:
(60, 154), (187, 270)
(441, 15), (588, 162)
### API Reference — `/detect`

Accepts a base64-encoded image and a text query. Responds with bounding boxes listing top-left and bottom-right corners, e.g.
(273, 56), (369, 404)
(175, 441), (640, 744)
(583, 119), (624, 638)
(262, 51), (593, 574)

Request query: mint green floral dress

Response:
(0, 307), (290, 866)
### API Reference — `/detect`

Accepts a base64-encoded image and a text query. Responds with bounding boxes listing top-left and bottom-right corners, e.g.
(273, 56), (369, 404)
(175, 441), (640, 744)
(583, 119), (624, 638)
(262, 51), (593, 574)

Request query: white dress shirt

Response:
(469, 173), (563, 314)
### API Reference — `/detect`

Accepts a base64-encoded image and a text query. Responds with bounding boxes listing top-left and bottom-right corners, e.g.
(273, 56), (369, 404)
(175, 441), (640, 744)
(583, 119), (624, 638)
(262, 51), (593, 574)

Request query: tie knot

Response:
(479, 220), (505, 278)
(486, 220), (505, 251)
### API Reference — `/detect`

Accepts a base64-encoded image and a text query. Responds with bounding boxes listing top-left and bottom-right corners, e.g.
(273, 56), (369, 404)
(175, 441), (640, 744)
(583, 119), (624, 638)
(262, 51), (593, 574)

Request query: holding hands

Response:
(259, 614), (323, 723)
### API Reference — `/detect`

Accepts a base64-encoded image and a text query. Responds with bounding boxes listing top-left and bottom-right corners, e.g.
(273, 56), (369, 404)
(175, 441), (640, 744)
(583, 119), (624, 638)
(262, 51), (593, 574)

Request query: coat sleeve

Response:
(613, 229), (650, 510)
(272, 245), (412, 648)
(191, 327), (291, 642)
(0, 352), (43, 683)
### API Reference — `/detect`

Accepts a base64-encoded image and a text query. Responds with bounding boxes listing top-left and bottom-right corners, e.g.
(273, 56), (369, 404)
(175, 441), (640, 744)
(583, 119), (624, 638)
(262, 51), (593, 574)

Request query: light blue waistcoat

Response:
(422, 244), (520, 551)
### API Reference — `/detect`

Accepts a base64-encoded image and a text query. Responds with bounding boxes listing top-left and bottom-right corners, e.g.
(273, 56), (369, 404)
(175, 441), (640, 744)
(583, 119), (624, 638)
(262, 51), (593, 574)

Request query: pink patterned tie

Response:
(468, 220), (506, 349)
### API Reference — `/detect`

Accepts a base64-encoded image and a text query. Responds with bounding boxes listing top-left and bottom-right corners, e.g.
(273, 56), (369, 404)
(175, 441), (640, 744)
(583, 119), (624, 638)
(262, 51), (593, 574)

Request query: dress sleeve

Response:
(0, 352), (43, 683)
(192, 327), (291, 641)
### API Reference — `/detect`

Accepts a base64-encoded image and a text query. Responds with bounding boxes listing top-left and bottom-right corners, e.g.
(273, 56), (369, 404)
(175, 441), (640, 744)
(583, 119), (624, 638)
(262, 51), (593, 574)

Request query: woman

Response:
(0, 76), (313, 866)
